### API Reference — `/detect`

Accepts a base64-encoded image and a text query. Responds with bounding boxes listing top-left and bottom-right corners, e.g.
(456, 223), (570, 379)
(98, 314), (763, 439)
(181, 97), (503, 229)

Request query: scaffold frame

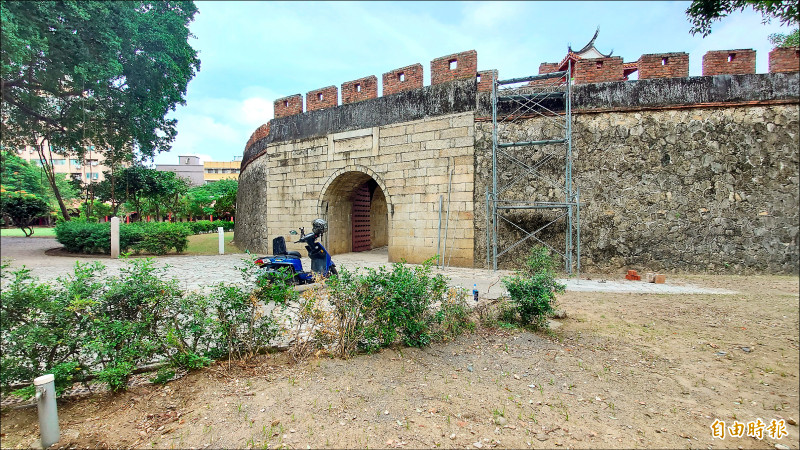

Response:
(488, 62), (581, 274)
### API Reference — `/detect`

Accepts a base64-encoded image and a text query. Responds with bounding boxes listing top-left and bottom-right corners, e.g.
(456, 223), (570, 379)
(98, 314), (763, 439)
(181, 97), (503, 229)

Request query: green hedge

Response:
(186, 220), (234, 234)
(55, 221), (191, 255)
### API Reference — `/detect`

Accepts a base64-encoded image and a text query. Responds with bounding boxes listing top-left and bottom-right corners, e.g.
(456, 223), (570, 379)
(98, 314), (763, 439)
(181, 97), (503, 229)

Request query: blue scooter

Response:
(254, 219), (337, 284)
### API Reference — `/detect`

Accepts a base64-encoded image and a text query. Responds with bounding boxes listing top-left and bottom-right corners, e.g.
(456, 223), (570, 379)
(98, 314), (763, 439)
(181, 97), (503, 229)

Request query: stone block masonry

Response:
(703, 49), (756, 76)
(383, 63), (424, 96)
(274, 94), (303, 118)
(306, 86), (338, 111)
(431, 50), (477, 85)
(769, 47), (800, 73)
(341, 75), (378, 104)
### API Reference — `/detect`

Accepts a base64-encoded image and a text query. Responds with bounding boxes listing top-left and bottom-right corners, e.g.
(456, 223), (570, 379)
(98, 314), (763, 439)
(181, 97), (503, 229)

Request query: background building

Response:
(156, 155), (241, 186)
(204, 156), (241, 183)
(15, 145), (112, 183)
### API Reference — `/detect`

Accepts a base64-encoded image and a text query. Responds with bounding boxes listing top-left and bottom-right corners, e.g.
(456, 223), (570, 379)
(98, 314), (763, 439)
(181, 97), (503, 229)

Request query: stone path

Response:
(1, 237), (736, 296)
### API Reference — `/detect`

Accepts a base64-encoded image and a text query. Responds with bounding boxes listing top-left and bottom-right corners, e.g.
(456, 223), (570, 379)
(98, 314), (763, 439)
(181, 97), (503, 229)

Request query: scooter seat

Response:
(287, 251), (302, 258)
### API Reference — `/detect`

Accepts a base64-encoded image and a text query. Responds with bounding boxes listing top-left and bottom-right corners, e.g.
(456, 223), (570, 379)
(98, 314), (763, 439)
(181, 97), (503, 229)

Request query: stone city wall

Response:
(473, 72), (799, 273)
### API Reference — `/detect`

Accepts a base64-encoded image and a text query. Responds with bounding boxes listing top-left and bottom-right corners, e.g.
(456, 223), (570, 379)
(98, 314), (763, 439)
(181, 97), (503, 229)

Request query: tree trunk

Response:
(36, 139), (71, 221)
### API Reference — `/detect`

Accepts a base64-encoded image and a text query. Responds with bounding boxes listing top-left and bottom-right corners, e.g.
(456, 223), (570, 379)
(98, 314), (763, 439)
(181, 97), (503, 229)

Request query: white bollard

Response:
(110, 217), (120, 258)
(34, 374), (60, 448)
(218, 227), (224, 255)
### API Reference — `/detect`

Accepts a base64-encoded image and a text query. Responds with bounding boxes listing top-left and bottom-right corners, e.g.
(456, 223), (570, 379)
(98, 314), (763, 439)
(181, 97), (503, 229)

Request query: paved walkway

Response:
(0, 237), (736, 296)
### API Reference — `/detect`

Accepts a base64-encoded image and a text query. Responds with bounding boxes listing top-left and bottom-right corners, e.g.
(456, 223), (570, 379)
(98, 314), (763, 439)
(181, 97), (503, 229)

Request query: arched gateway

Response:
(318, 168), (391, 255)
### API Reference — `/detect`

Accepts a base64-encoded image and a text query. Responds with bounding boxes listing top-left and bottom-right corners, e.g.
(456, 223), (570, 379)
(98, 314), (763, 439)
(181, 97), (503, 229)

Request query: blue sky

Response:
(152, 1), (794, 165)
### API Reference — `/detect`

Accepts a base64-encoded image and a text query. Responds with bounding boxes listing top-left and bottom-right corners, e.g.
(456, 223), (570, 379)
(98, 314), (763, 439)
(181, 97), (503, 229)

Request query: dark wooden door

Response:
(351, 183), (371, 252)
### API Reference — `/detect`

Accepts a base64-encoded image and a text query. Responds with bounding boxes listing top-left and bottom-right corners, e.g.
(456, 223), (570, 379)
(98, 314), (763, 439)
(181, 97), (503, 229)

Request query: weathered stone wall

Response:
(474, 103), (799, 273)
(235, 112), (476, 266)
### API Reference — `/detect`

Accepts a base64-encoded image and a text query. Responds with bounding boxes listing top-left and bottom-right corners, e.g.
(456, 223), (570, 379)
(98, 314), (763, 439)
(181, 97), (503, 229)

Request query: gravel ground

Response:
(0, 237), (734, 296)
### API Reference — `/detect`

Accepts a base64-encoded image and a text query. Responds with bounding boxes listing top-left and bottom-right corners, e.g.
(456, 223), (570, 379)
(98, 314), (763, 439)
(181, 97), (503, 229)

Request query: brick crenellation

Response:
(702, 49), (756, 76)
(382, 63), (424, 96)
(341, 75), (378, 104)
(306, 86), (338, 112)
(638, 52), (689, 79)
(769, 47), (800, 73)
(477, 70), (497, 92)
(431, 50), (477, 85)
(250, 46), (799, 151)
(274, 95), (303, 119)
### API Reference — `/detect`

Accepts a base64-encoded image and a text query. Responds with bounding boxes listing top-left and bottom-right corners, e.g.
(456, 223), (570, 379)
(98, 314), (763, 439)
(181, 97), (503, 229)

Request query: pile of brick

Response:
(625, 269), (666, 283)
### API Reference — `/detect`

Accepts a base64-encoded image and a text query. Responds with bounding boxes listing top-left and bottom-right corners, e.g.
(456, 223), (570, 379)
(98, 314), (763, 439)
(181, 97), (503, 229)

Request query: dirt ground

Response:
(1, 274), (798, 450)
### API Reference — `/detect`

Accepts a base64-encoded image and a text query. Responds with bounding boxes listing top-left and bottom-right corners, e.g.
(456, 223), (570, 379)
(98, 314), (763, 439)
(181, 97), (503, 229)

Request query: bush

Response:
(0, 257), (290, 395)
(1, 261), (100, 397)
(55, 221), (190, 255)
(212, 220), (234, 232)
(502, 246), (565, 329)
(135, 222), (190, 255)
(326, 259), (447, 353)
(430, 287), (475, 341)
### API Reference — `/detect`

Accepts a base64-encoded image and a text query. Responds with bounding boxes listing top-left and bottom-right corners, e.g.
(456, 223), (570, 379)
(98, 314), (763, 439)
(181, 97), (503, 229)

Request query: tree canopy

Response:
(0, 1), (200, 218)
(686, 0), (799, 37)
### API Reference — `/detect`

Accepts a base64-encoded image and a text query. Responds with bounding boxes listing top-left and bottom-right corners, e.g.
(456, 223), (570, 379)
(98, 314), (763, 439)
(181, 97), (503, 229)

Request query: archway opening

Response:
(321, 171), (389, 255)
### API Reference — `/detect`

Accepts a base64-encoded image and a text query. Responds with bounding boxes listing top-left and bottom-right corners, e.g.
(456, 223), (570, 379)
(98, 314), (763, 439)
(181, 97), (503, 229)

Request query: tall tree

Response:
(0, 1), (200, 220)
(686, 0), (799, 36)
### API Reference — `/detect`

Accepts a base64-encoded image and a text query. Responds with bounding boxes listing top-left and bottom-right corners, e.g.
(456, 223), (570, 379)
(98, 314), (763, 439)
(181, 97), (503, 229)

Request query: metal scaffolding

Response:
(487, 63), (581, 274)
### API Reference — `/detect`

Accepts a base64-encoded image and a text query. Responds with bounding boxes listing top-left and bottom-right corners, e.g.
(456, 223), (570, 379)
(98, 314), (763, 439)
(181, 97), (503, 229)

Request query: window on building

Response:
(53, 159), (66, 165)
(91, 173), (99, 180)
(88, 159), (99, 166)
(70, 159), (80, 166)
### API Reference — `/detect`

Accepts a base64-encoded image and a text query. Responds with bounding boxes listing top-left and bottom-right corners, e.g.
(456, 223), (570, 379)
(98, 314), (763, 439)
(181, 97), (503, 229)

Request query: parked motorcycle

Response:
(254, 218), (337, 284)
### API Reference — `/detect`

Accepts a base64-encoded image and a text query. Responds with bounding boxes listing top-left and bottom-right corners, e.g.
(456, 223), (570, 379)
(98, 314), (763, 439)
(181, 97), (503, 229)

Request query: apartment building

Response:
(203, 157), (241, 183)
(15, 145), (111, 183)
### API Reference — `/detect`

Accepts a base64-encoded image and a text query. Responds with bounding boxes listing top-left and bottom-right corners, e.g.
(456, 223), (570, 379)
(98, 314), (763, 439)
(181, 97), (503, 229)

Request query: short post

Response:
(218, 226), (224, 255)
(110, 217), (120, 258)
(34, 374), (60, 448)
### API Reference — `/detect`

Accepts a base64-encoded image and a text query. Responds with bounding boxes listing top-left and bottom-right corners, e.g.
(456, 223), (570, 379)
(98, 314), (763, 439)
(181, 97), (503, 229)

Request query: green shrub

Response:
(328, 259), (447, 352)
(55, 220), (111, 253)
(212, 220), (234, 232)
(84, 259), (184, 391)
(0, 257), (290, 395)
(55, 221), (190, 255)
(0, 261), (101, 397)
(135, 222), (190, 255)
(430, 287), (475, 341)
(502, 246), (565, 329)
(187, 220), (214, 234)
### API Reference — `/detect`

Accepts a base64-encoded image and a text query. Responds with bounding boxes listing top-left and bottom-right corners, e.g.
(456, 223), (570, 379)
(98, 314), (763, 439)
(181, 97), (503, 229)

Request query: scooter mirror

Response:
(289, 230), (298, 235)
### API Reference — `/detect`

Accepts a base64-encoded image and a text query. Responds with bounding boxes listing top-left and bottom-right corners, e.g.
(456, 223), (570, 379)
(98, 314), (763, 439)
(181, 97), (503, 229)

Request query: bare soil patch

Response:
(2, 275), (798, 449)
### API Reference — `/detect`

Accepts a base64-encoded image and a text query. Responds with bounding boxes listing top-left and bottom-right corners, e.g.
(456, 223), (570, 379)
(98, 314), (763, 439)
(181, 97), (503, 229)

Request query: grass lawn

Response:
(184, 231), (241, 255)
(0, 227), (56, 237)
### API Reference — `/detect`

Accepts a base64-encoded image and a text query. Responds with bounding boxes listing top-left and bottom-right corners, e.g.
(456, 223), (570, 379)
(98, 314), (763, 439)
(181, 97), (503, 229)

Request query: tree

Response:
(769, 28), (800, 47)
(185, 180), (238, 220)
(686, 0), (799, 36)
(1, 1), (200, 220)
(0, 190), (51, 236)
(94, 165), (188, 221)
(0, 150), (78, 212)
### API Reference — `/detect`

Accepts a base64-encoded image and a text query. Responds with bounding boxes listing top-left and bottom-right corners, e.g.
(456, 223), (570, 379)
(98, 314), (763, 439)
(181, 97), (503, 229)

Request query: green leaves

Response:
(502, 246), (565, 329)
(0, 190), (51, 236)
(686, 0), (799, 37)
